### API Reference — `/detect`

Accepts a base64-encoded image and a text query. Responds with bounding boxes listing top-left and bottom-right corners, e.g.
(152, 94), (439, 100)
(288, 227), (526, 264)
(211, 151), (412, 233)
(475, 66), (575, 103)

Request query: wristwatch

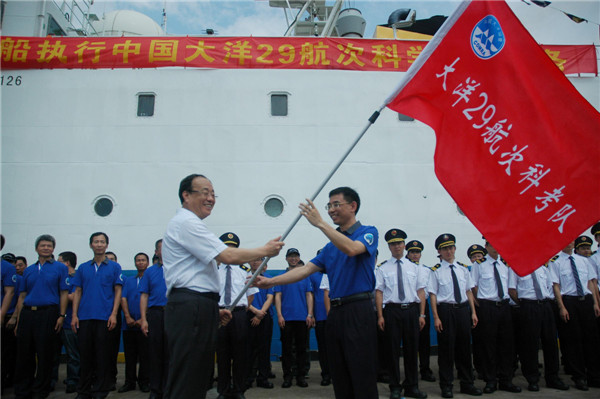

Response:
(419, 314), (427, 318)
(59, 314), (67, 318)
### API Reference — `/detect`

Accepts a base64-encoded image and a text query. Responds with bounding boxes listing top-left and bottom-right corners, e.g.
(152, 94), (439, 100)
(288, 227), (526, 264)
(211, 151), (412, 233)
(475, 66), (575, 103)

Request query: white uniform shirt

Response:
(375, 257), (428, 304)
(163, 208), (227, 294)
(217, 264), (258, 307)
(508, 266), (552, 300)
(550, 251), (597, 296)
(428, 260), (474, 304)
(589, 251), (600, 289)
(471, 257), (510, 301)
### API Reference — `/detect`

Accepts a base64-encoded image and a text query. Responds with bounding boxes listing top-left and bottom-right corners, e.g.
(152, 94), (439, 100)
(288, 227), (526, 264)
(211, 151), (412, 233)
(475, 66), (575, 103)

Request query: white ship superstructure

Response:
(1, 0), (598, 269)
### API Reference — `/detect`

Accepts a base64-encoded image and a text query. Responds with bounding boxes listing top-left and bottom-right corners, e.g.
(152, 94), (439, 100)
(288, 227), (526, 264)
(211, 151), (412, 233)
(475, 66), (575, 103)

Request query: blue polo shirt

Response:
(310, 222), (378, 299)
(122, 275), (142, 330)
(1, 260), (16, 305)
(8, 273), (23, 314)
(274, 273), (311, 321)
(139, 264), (167, 308)
(63, 273), (76, 330)
(309, 272), (328, 321)
(252, 278), (274, 312)
(19, 259), (69, 306)
(72, 258), (123, 321)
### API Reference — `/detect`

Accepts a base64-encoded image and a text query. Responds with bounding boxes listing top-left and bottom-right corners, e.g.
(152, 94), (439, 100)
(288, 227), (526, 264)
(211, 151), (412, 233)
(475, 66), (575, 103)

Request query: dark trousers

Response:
(164, 289), (219, 399)
(14, 306), (59, 399)
(122, 329), (149, 386)
(2, 313), (17, 389)
(217, 308), (248, 395)
(326, 299), (378, 399)
(436, 303), (474, 389)
(556, 295), (600, 382)
(418, 300), (433, 374)
(315, 320), (330, 379)
(247, 312), (273, 383)
(475, 300), (514, 385)
(280, 320), (308, 380)
(376, 310), (389, 379)
(77, 319), (113, 397)
(384, 304), (420, 390)
(516, 300), (560, 384)
(61, 328), (80, 386)
(109, 307), (122, 386)
(147, 306), (169, 396)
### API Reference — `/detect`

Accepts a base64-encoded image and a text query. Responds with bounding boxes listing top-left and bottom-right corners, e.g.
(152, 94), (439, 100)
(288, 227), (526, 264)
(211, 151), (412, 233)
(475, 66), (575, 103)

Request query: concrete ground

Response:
(3, 355), (598, 399)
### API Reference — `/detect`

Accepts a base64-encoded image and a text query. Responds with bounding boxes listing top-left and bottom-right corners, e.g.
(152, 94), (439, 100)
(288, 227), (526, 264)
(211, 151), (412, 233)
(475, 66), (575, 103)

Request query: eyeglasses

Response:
(189, 189), (218, 199)
(325, 202), (350, 211)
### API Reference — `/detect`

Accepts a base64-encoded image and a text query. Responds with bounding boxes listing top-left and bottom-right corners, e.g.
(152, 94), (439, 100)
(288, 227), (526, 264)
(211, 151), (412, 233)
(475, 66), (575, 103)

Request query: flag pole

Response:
(228, 104), (387, 309)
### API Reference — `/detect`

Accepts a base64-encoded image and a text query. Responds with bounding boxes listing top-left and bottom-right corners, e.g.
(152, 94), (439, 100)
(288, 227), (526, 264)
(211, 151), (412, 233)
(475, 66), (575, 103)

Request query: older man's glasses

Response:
(324, 202), (350, 211)
(189, 189), (218, 199)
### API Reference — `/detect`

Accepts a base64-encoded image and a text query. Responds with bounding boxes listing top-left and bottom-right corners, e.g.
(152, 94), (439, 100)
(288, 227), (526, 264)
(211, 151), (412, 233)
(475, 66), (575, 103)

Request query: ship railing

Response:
(53, 0), (98, 36)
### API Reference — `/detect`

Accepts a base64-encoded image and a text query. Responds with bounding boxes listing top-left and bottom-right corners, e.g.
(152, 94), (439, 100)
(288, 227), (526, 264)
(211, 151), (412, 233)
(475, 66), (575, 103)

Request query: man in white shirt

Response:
(162, 174), (284, 399)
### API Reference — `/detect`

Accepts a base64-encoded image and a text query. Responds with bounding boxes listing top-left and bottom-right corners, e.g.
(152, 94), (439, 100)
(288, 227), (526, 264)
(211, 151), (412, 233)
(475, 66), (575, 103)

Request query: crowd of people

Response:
(1, 173), (600, 399)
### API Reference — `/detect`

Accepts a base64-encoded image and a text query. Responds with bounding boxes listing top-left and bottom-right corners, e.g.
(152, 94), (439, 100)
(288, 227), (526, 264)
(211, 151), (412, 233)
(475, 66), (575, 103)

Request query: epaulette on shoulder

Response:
(475, 258), (486, 264)
(500, 257), (509, 266)
(407, 258), (419, 265)
(239, 264), (250, 272)
(457, 261), (469, 268)
(376, 260), (387, 268)
(431, 263), (441, 271)
(549, 255), (559, 263)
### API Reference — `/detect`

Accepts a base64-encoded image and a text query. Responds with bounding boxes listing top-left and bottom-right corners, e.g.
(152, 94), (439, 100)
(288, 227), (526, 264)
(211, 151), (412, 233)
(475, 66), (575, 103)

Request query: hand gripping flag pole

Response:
(228, 104), (386, 310)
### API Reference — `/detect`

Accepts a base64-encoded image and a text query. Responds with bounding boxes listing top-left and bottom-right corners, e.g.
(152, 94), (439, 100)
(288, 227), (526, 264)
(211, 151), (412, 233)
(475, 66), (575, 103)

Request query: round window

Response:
(94, 197), (114, 217)
(264, 197), (284, 218)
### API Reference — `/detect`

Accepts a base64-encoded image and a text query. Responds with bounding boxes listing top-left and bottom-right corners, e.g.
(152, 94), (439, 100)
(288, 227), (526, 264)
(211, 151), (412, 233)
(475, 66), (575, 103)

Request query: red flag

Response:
(386, 0), (600, 276)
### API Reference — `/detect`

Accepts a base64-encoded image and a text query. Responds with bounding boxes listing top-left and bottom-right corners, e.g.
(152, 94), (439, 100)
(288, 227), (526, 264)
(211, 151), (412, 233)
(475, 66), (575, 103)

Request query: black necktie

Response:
(397, 259), (405, 302)
(450, 265), (461, 303)
(493, 261), (504, 299)
(569, 256), (584, 296)
(531, 271), (543, 300)
(225, 265), (232, 306)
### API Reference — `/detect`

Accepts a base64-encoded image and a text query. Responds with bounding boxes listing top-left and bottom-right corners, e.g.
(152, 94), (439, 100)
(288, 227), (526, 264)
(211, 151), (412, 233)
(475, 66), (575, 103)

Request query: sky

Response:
(87, 0), (599, 44)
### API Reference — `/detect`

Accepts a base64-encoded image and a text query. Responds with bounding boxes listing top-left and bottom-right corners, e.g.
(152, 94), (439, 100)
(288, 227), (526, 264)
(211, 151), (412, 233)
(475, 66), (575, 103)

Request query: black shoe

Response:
(216, 395), (228, 399)
(118, 383), (136, 393)
(588, 379), (600, 388)
(573, 379), (589, 391)
(527, 383), (539, 392)
(75, 395), (92, 399)
(460, 385), (482, 396)
(483, 383), (496, 394)
(441, 387), (453, 398)
(282, 379), (292, 388)
(378, 374), (391, 383)
(499, 383), (521, 393)
(231, 394), (246, 399)
(404, 387), (427, 398)
(108, 383), (116, 392)
(296, 377), (308, 388)
(546, 380), (569, 390)
(66, 385), (78, 394)
(421, 372), (436, 382)
(139, 384), (150, 393)
(268, 372), (276, 379)
(390, 388), (403, 399)
(148, 393), (162, 399)
(256, 380), (274, 389)
(320, 377), (331, 386)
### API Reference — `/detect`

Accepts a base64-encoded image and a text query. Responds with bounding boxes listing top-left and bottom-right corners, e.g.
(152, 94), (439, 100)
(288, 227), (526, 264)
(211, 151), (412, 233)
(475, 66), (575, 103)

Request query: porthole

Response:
(94, 196), (114, 217)
(264, 196), (285, 218)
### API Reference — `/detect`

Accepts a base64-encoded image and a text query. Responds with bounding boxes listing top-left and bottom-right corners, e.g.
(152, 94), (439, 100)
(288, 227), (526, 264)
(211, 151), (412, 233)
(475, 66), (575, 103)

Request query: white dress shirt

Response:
(471, 256), (510, 301)
(550, 251), (597, 296)
(508, 266), (552, 300)
(375, 257), (428, 304)
(428, 260), (474, 304)
(217, 264), (258, 307)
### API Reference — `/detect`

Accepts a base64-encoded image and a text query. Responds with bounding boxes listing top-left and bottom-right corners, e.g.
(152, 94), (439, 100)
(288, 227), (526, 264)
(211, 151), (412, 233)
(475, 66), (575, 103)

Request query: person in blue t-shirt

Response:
(71, 232), (123, 399)
(309, 269), (331, 386)
(119, 252), (150, 393)
(1, 237), (18, 392)
(57, 251), (80, 394)
(12, 234), (69, 399)
(256, 187), (379, 399)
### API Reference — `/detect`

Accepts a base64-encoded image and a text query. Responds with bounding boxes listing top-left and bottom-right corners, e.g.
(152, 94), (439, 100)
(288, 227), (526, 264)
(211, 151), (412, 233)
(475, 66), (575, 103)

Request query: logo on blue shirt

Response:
(11, 275), (17, 283)
(471, 15), (505, 59)
(364, 233), (374, 246)
(65, 276), (70, 285)
(119, 273), (124, 282)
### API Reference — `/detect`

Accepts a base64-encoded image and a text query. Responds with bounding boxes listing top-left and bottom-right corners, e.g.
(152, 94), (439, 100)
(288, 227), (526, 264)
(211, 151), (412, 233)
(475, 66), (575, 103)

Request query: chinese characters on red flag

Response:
(1, 35), (596, 75)
(386, 0), (600, 276)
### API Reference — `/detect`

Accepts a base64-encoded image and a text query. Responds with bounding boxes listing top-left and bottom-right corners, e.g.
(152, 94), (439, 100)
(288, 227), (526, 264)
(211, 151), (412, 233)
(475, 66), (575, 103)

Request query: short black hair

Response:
(329, 186), (361, 214)
(155, 239), (163, 250)
(35, 234), (56, 249)
(134, 252), (149, 262)
(178, 174), (207, 204)
(15, 256), (27, 265)
(58, 251), (77, 267)
(89, 232), (109, 245)
(106, 251), (117, 261)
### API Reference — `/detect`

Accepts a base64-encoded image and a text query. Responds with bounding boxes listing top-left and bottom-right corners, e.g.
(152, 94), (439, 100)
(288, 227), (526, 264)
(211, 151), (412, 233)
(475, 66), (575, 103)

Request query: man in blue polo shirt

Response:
(1, 234), (17, 393)
(140, 239), (168, 399)
(12, 234), (69, 399)
(256, 186), (379, 399)
(57, 251), (80, 394)
(71, 232), (123, 399)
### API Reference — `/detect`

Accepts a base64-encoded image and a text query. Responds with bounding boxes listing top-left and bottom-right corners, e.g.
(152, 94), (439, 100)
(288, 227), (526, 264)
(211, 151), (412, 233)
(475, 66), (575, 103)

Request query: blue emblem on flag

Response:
(471, 15), (505, 59)
(364, 233), (374, 246)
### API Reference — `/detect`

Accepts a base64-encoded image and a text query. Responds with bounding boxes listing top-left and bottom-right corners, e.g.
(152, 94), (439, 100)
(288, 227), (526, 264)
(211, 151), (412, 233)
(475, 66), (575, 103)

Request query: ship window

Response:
(94, 197), (114, 217)
(398, 113), (414, 122)
(264, 196), (285, 218)
(271, 94), (288, 116)
(47, 15), (66, 36)
(137, 94), (155, 117)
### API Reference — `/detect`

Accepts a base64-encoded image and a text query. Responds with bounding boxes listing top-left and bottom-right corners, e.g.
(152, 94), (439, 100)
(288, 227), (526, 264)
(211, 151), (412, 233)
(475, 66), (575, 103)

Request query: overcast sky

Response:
(88, 0), (599, 44)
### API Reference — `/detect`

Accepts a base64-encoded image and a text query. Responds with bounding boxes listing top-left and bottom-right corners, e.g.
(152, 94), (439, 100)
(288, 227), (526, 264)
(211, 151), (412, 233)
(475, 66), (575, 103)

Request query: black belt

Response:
(170, 287), (220, 302)
(23, 305), (57, 311)
(386, 302), (418, 309)
(330, 292), (372, 308)
(520, 298), (548, 305)
(220, 306), (247, 312)
(563, 294), (590, 302)
(439, 301), (469, 309)
(149, 306), (165, 311)
(479, 298), (510, 307)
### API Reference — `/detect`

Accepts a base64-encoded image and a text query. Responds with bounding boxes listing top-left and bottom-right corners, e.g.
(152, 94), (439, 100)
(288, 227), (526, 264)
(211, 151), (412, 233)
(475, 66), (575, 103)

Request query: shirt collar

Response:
(336, 221), (362, 236)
